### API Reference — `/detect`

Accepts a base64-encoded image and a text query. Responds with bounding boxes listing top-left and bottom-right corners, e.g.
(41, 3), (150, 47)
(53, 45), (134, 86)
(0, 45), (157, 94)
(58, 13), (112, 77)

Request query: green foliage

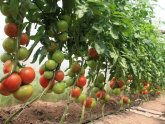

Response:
(0, 0), (165, 106)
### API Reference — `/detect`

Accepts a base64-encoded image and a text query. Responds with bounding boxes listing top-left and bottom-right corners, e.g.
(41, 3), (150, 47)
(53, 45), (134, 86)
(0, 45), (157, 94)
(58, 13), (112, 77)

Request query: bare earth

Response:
(93, 95), (165, 124)
(0, 95), (164, 124)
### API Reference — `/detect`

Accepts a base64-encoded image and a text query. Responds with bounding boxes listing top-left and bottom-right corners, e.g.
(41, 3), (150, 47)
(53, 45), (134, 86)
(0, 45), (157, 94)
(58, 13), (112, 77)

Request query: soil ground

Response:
(0, 95), (164, 124)
(93, 94), (165, 124)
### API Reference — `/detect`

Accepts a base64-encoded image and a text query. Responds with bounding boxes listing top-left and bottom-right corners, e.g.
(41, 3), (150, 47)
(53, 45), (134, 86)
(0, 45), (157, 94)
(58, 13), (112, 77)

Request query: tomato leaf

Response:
(31, 47), (41, 64)
(94, 42), (105, 54)
(39, 47), (47, 64)
(109, 27), (119, 40)
(9, 0), (19, 20)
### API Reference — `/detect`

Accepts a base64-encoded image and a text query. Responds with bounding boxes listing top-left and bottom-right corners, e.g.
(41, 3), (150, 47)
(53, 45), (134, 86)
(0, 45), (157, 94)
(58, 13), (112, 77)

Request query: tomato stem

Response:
(60, 58), (85, 123)
(101, 103), (105, 118)
(90, 108), (94, 124)
(59, 93), (71, 124)
(79, 100), (86, 124)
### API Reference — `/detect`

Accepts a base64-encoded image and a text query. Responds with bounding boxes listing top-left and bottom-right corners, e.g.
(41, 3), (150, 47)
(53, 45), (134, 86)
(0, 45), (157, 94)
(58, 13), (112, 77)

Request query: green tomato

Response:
(60, 15), (71, 24)
(52, 82), (66, 94)
(52, 51), (64, 64)
(5, 16), (15, 23)
(104, 94), (110, 102)
(112, 88), (121, 96)
(57, 20), (68, 32)
(0, 53), (13, 63)
(87, 60), (97, 69)
(1, 4), (11, 16)
(17, 47), (29, 60)
(65, 78), (74, 87)
(3, 37), (17, 53)
(58, 32), (68, 42)
(45, 60), (58, 71)
(44, 71), (54, 79)
(77, 93), (87, 103)
(97, 73), (105, 83)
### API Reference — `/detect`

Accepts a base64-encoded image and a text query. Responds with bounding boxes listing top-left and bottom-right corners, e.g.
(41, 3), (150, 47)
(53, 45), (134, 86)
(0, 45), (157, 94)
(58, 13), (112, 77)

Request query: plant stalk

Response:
(79, 100), (86, 124)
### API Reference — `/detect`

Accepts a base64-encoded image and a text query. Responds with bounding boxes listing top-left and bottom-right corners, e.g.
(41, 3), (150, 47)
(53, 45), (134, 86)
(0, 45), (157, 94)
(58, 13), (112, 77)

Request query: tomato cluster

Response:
(0, 10), (35, 102)
(39, 50), (66, 94)
(0, 62), (35, 101)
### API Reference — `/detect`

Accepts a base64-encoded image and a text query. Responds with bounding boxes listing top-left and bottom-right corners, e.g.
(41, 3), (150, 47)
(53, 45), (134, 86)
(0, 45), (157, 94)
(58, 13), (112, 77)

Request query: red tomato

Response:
(118, 80), (124, 88)
(0, 82), (11, 96)
(156, 91), (160, 95)
(20, 67), (35, 84)
(39, 68), (44, 75)
(54, 70), (64, 82)
(3, 60), (13, 73)
(77, 76), (87, 88)
(144, 85), (149, 90)
(110, 77), (117, 89)
(20, 33), (29, 45)
(96, 90), (106, 99)
(142, 89), (149, 95)
(4, 23), (18, 37)
(39, 75), (55, 89)
(88, 48), (98, 59)
(71, 87), (81, 98)
(3, 73), (22, 92)
(85, 97), (92, 108)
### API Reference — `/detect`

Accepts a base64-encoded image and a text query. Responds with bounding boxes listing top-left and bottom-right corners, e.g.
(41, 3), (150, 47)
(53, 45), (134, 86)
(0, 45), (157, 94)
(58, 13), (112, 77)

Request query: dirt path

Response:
(92, 95), (165, 124)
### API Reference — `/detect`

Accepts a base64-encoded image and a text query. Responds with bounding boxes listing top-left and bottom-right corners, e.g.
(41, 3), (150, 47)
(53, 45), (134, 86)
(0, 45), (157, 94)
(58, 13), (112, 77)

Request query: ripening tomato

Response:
(54, 70), (64, 82)
(71, 87), (81, 98)
(77, 76), (87, 88)
(118, 80), (124, 88)
(85, 97), (92, 108)
(20, 33), (29, 45)
(71, 62), (81, 73)
(110, 77), (117, 89)
(122, 96), (130, 104)
(3, 73), (22, 92)
(156, 91), (160, 95)
(96, 90), (106, 99)
(142, 89), (149, 95)
(91, 98), (97, 108)
(0, 82), (11, 96)
(144, 85), (149, 90)
(39, 64), (46, 75)
(3, 60), (13, 73)
(39, 75), (55, 89)
(39, 68), (44, 75)
(77, 93), (87, 103)
(20, 67), (35, 84)
(88, 48), (98, 59)
(13, 84), (33, 102)
(4, 23), (18, 37)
